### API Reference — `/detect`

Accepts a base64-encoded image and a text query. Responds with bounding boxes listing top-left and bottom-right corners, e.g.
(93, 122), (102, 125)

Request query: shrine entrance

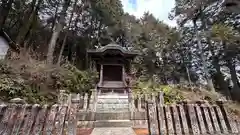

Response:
(102, 65), (122, 81)
(87, 44), (139, 131)
(87, 43), (139, 93)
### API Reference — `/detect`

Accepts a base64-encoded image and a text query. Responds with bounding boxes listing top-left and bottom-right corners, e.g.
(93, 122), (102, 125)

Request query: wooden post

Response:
(217, 101), (238, 133)
(201, 103), (214, 134)
(22, 104), (40, 135)
(157, 92), (166, 135)
(207, 104), (221, 133)
(128, 88), (134, 119)
(91, 88), (97, 112)
(0, 104), (17, 135)
(43, 104), (58, 135)
(214, 105), (228, 134)
(187, 103), (200, 135)
(54, 104), (68, 135)
(32, 105), (48, 134)
(194, 103), (206, 134)
(122, 65), (125, 82)
(172, 105), (182, 135)
(58, 90), (67, 104)
(12, 104), (27, 134)
(84, 93), (88, 111)
(165, 105), (174, 134)
(68, 93), (72, 107)
(138, 95), (142, 111)
(147, 94), (159, 135)
(158, 92), (164, 105)
(99, 64), (103, 86)
(178, 104), (189, 135)
(67, 98), (79, 135)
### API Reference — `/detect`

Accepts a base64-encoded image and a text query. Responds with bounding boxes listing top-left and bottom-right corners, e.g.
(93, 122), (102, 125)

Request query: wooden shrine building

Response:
(87, 44), (139, 93)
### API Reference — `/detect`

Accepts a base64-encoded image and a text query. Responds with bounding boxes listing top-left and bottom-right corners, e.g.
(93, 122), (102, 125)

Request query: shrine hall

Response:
(87, 44), (139, 93)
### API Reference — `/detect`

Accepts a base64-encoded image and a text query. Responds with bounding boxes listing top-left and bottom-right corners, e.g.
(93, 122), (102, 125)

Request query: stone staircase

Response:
(94, 93), (132, 128)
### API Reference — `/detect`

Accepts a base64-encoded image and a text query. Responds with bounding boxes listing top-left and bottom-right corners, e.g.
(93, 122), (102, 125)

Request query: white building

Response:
(0, 30), (18, 60)
(0, 36), (10, 59)
(224, 0), (240, 13)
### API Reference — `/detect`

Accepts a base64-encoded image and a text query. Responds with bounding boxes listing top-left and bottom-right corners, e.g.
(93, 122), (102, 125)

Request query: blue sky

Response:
(120, 0), (176, 27)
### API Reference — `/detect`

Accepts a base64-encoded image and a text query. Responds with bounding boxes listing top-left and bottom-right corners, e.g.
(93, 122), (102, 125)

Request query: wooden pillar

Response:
(122, 65), (125, 82)
(137, 95), (142, 111)
(90, 60), (95, 71)
(122, 65), (127, 86)
(99, 64), (103, 86)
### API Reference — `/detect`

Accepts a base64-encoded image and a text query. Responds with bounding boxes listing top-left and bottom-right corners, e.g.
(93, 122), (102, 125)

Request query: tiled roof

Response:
(87, 43), (139, 56)
(0, 30), (19, 52)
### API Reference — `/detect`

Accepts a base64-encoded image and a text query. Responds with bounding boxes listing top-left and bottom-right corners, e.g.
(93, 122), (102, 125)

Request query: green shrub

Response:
(61, 63), (98, 93)
(132, 80), (184, 104)
(0, 60), (98, 104)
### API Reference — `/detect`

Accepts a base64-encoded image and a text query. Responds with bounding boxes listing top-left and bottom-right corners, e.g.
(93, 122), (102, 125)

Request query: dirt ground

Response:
(76, 128), (149, 135)
(77, 128), (93, 135)
(133, 128), (149, 135)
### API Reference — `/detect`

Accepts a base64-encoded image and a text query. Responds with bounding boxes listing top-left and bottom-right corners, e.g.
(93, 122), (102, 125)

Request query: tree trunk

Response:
(185, 65), (193, 90)
(0, 0), (14, 29)
(208, 39), (230, 98)
(15, 0), (42, 46)
(57, 0), (78, 65)
(227, 58), (240, 100)
(212, 56), (231, 98)
(178, 39), (193, 89)
(194, 22), (215, 91)
(51, 1), (60, 31)
(221, 40), (240, 100)
(47, 0), (71, 64)
(57, 34), (68, 65)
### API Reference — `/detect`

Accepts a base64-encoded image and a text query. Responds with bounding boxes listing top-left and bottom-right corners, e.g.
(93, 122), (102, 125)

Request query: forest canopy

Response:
(0, 0), (239, 102)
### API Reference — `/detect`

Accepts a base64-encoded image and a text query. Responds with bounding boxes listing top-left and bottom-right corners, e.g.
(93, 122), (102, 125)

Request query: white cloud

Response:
(121, 0), (177, 27)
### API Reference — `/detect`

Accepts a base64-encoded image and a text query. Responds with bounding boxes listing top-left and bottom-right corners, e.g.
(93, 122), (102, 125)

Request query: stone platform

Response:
(95, 93), (132, 128)
(96, 94), (129, 112)
(90, 128), (136, 135)
(94, 120), (132, 127)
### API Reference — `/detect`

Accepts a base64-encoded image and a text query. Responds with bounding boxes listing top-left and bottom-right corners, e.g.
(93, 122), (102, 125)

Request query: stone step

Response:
(94, 120), (132, 127)
(96, 104), (129, 109)
(96, 108), (129, 112)
(96, 102), (129, 112)
(90, 128), (136, 135)
(97, 100), (129, 104)
(97, 99), (129, 104)
(95, 112), (130, 120)
(98, 94), (128, 98)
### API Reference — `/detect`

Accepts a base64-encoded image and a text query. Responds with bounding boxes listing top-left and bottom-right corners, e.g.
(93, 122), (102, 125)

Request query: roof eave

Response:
(0, 30), (19, 52)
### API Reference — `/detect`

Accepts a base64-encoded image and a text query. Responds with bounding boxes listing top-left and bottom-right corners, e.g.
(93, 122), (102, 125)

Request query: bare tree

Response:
(15, 0), (43, 46)
(57, 0), (78, 65)
(47, 0), (71, 64)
